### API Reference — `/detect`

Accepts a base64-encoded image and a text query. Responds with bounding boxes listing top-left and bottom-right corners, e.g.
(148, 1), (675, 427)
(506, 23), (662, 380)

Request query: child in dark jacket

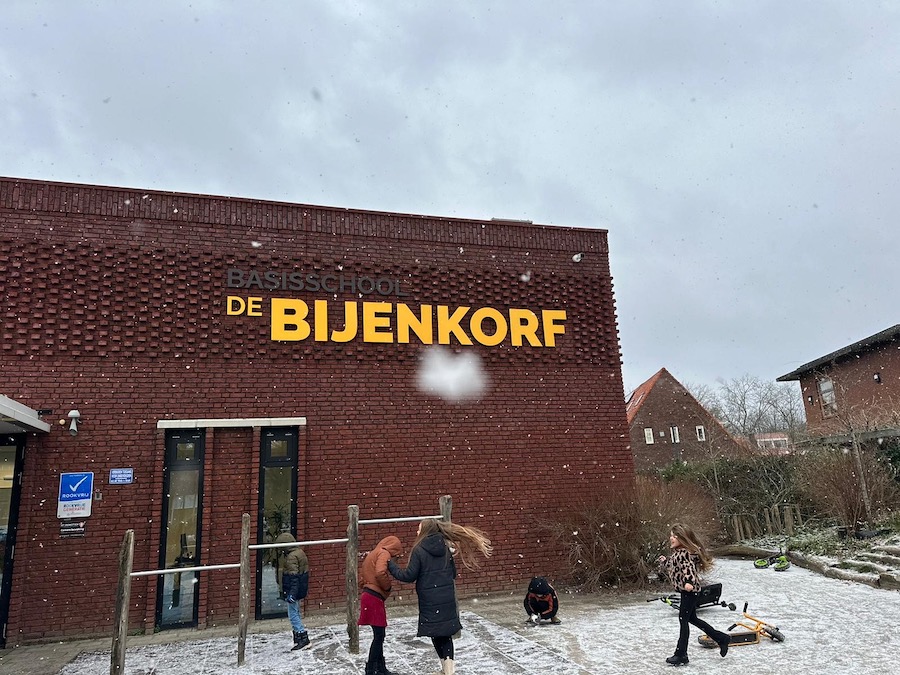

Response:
(275, 532), (311, 651)
(388, 519), (492, 675)
(523, 576), (560, 624)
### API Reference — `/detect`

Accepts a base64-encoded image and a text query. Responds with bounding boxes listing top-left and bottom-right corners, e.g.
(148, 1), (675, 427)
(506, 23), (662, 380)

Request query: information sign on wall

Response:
(57, 472), (94, 518)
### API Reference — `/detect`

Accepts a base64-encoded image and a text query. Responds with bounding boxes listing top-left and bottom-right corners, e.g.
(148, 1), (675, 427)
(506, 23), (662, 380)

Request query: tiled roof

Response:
(777, 324), (900, 381)
(625, 368), (667, 424)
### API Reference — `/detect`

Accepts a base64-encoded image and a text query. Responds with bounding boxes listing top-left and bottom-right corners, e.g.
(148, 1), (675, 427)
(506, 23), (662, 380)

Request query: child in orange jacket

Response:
(359, 535), (403, 675)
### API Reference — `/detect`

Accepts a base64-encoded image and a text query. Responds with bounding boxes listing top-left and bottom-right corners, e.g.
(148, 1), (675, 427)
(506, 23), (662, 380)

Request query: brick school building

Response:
(0, 177), (632, 645)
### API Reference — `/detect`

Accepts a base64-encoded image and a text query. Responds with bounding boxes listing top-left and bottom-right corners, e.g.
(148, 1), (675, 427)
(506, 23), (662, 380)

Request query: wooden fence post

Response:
(237, 513), (251, 666)
(110, 529), (134, 675)
(783, 504), (795, 536)
(440, 495), (452, 523)
(763, 508), (773, 534)
(346, 505), (360, 654)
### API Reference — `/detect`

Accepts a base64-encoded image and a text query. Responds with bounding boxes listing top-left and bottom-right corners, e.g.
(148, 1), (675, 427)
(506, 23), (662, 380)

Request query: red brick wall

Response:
(798, 340), (900, 437)
(0, 177), (633, 643)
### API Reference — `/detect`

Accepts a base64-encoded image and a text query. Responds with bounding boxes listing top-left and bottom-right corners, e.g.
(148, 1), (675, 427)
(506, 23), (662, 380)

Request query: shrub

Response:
(544, 476), (721, 591)
(785, 526), (848, 556)
(795, 446), (900, 530)
(688, 455), (808, 523)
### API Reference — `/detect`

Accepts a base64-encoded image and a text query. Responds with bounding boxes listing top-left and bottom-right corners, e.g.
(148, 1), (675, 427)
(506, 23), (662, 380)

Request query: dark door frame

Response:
(0, 434), (25, 649)
(255, 427), (298, 620)
(155, 429), (205, 629)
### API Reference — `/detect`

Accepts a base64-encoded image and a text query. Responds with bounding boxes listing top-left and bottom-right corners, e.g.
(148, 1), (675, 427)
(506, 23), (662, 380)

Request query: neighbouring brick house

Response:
(0, 177), (633, 645)
(625, 368), (745, 472)
(776, 324), (900, 445)
(752, 431), (793, 455)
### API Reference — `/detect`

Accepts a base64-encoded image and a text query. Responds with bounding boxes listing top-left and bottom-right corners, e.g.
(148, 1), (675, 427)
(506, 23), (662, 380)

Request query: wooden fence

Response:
(729, 503), (803, 541)
(111, 495), (451, 674)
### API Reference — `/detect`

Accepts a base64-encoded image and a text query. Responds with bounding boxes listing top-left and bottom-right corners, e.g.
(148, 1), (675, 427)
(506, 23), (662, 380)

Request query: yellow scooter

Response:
(699, 602), (784, 647)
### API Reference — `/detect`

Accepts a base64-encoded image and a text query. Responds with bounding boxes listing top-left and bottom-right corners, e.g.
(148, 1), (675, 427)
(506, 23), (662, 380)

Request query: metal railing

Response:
(111, 495), (452, 673)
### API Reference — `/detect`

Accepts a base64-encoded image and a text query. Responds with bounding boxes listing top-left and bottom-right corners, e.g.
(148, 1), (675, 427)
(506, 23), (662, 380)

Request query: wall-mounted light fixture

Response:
(874, 372), (882, 383)
(806, 395), (814, 404)
(572, 252), (584, 263)
(67, 409), (81, 436)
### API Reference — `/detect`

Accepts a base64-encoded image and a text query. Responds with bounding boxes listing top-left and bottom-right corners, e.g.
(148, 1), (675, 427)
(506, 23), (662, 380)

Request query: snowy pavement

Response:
(57, 558), (899, 674)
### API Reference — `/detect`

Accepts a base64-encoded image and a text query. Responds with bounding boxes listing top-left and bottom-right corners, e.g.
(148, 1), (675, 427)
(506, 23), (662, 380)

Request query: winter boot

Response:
(364, 659), (376, 675)
(291, 630), (311, 651)
(376, 656), (397, 675)
(441, 657), (455, 674)
(665, 654), (689, 666)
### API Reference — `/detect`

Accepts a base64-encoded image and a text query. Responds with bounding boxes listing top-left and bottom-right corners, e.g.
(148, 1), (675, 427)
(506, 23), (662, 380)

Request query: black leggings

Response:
(431, 636), (454, 660)
(367, 626), (385, 662)
(675, 591), (729, 656)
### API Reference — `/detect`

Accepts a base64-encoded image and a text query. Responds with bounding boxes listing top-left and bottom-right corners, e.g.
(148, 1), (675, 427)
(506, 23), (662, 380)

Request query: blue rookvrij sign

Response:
(58, 472), (94, 518)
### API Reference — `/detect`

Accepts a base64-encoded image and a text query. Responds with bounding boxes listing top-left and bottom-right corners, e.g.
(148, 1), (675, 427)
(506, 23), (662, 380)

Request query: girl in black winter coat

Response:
(388, 519), (492, 675)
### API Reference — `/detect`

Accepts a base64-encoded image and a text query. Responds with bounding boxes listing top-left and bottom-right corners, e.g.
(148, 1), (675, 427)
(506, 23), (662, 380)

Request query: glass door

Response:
(257, 428), (298, 619)
(156, 430), (204, 629)
(0, 435), (24, 648)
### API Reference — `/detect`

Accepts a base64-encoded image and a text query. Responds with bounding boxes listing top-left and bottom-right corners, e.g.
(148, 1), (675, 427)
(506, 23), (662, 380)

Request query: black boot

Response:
(364, 659), (376, 675)
(666, 654), (689, 666)
(291, 630), (311, 651)
(718, 635), (730, 657)
(376, 656), (397, 675)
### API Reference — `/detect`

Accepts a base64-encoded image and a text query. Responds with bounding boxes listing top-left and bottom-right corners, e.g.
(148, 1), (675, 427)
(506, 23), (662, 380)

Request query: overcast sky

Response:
(2, 1), (898, 394)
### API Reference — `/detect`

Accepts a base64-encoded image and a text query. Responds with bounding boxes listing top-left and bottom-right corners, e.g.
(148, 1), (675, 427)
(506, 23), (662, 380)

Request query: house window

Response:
(643, 428), (654, 444)
(818, 377), (837, 416)
(696, 425), (706, 441)
(670, 426), (680, 443)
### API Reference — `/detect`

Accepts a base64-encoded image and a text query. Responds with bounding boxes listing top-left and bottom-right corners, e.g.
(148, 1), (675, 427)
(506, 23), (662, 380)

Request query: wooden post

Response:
(110, 529), (134, 675)
(440, 494), (452, 523)
(763, 508), (773, 534)
(767, 505), (778, 533)
(346, 505), (360, 654)
(784, 504), (795, 536)
(237, 513), (251, 666)
(851, 429), (874, 526)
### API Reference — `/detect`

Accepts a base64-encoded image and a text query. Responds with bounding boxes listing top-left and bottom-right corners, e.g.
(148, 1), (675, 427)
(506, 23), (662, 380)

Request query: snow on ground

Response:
(61, 558), (899, 674)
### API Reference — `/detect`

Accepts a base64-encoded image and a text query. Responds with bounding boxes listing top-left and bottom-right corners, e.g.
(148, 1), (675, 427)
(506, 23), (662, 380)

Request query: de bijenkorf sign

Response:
(58, 472), (94, 518)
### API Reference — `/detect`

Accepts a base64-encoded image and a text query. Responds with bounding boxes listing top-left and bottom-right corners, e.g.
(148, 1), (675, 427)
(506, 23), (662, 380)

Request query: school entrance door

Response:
(0, 435), (24, 649)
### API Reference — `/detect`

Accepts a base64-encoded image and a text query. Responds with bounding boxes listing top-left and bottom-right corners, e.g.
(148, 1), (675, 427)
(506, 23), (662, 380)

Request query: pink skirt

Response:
(358, 590), (388, 627)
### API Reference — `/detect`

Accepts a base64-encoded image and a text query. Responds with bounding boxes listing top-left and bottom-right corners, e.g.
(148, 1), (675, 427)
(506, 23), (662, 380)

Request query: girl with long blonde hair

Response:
(389, 519), (492, 675)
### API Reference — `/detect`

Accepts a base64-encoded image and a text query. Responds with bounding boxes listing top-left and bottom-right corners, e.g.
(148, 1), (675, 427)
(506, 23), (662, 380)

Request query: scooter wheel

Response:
(761, 626), (785, 642)
(728, 603), (736, 611)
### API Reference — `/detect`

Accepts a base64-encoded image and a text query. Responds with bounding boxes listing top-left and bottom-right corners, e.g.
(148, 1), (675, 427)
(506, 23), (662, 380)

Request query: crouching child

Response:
(524, 576), (560, 624)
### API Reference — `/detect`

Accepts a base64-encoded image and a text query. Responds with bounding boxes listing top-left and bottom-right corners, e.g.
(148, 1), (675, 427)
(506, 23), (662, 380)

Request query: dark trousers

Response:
(432, 636), (454, 660)
(675, 590), (729, 656)
(367, 626), (385, 663)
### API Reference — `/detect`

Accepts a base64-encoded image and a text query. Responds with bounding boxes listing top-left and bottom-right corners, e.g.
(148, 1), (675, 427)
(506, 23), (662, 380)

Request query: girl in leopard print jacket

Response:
(662, 546), (702, 592)
(656, 523), (730, 667)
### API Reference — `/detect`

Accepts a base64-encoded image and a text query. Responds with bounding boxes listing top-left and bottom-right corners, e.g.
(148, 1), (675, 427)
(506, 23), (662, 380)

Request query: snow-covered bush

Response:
(795, 447), (900, 531)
